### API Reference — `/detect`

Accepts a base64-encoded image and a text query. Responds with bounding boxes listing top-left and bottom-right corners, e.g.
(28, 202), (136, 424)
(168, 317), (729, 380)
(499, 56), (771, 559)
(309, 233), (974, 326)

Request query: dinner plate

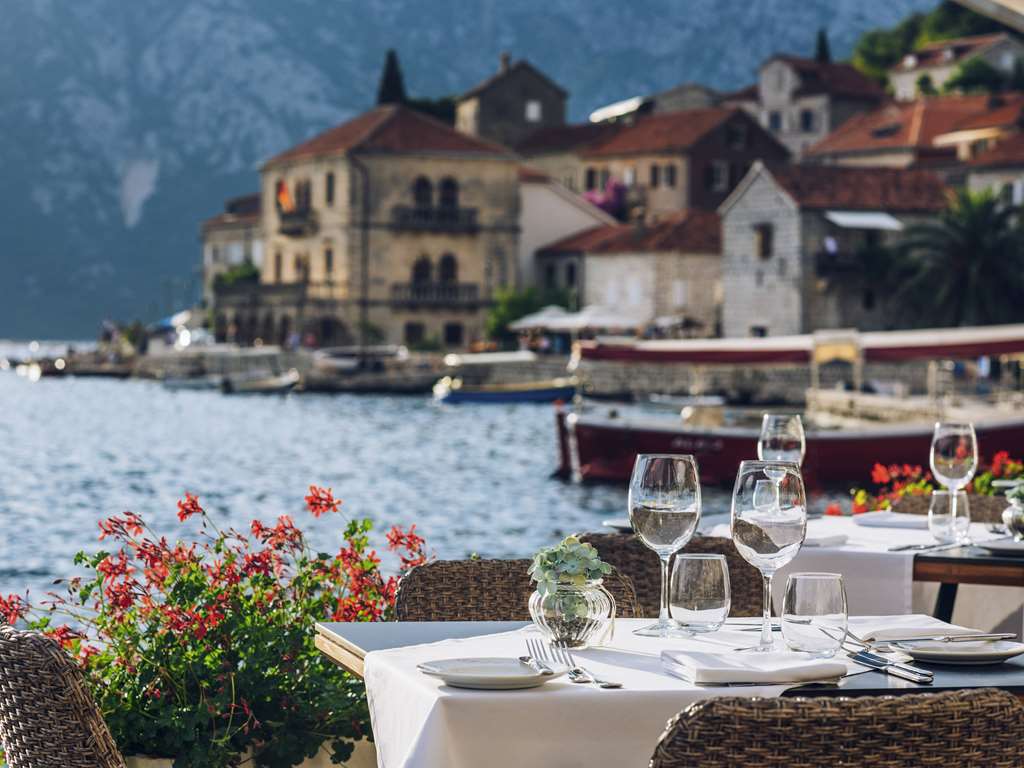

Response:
(977, 539), (1024, 557)
(417, 657), (568, 689)
(893, 640), (1024, 665)
(851, 511), (928, 530)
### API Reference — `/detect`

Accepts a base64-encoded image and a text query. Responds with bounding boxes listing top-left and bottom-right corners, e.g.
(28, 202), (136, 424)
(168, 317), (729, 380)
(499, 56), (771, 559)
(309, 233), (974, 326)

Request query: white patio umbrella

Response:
(508, 305), (570, 331)
(544, 304), (649, 332)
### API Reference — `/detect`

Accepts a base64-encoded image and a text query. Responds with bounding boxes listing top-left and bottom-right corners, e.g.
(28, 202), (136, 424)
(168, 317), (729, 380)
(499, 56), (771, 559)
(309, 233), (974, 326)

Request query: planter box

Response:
(126, 739), (376, 768)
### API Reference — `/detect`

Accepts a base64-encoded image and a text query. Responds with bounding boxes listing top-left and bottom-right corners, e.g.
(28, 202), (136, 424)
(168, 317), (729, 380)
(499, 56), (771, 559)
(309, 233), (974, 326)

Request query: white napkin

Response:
(803, 533), (849, 547)
(661, 649), (847, 685)
(851, 615), (980, 642)
(852, 511), (928, 529)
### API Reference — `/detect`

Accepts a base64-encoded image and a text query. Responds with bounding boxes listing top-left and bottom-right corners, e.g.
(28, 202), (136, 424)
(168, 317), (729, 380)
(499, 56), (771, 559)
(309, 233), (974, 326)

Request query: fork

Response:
(551, 642), (623, 689)
(523, 638), (554, 675)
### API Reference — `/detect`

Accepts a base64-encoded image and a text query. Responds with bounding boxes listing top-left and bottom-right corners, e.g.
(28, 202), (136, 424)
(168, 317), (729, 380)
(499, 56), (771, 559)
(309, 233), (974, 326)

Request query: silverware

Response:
(551, 642), (623, 689)
(888, 542), (962, 553)
(524, 638), (554, 675)
(847, 650), (933, 684)
(890, 633), (1017, 644)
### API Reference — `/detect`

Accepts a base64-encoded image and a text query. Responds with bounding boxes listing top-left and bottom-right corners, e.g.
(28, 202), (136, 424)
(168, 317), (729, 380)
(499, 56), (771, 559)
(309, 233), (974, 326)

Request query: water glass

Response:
(781, 573), (847, 658)
(670, 554), (730, 633)
(757, 413), (806, 466)
(928, 490), (971, 544)
(629, 454), (702, 638)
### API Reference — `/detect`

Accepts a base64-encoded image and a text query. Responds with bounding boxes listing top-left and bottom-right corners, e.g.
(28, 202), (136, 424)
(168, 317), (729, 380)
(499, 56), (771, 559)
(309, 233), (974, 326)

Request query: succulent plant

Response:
(528, 535), (612, 597)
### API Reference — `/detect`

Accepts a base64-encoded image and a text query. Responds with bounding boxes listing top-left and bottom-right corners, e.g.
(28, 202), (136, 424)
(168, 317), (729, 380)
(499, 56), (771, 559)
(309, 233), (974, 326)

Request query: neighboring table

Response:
(915, 545), (1024, 622)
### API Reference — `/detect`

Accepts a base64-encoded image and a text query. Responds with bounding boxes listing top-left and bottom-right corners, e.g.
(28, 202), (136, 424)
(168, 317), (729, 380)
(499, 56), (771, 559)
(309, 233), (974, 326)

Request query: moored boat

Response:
(221, 368), (300, 395)
(434, 375), (577, 404)
(162, 374), (224, 391)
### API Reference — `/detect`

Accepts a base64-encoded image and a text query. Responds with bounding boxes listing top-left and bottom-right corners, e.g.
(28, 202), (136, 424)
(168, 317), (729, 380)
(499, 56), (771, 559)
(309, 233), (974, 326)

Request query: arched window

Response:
(412, 255), (432, 285)
(413, 177), (433, 210)
(439, 177), (459, 210)
(439, 253), (458, 284)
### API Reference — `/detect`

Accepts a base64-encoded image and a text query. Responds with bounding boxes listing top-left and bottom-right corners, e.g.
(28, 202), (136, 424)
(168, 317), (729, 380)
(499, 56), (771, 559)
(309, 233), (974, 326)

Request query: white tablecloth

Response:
(364, 615), (952, 768)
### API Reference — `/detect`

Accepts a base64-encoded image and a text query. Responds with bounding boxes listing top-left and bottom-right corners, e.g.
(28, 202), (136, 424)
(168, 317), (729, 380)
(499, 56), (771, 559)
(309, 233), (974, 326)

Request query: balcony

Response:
(390, 282), (481, 308)
(279, 207), (318, 237)
(391, 206), (479, 234)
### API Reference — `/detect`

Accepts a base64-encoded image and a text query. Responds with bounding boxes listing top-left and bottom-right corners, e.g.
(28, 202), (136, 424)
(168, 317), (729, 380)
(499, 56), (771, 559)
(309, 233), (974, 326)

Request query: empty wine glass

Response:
(731, 460), (807, 652)
(928, 490), (971, 545)
(930, 422), (977, 546)
(670, 554), (730, 633)
(782, 573), (847, 658)
(758, 414), (806, 466)
(629, 454), (702, 638)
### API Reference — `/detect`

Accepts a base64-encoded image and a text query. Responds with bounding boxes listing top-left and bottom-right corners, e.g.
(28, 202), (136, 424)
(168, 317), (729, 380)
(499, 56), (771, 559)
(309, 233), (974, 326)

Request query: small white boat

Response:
(162, 375), (223, 391)
(221, 368), (300, 395)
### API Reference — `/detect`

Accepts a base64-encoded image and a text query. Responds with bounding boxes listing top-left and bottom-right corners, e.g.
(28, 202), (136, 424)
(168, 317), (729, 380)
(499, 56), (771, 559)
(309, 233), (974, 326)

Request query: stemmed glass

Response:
(758, 414), (806, 466)
(929, 422), (977, 545)
(731, 460), (807, 652)
(628, 454), (702, 638)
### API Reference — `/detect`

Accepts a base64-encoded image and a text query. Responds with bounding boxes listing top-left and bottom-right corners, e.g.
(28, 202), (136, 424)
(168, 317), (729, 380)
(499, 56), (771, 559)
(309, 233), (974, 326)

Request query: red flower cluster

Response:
(176, 492), (204, 522)
(304, 485), (341, 518)
(0, 593), (27, 625)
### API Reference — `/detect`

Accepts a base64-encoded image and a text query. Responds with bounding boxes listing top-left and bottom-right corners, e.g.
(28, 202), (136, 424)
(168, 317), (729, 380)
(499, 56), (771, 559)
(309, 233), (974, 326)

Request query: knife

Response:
(847, 651), (933, 684)
(884, 633), (1016, 644)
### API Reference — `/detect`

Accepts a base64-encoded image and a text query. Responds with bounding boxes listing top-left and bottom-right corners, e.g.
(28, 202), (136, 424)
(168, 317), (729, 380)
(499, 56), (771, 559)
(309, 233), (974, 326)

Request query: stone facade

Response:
(200, 195), (262, 305)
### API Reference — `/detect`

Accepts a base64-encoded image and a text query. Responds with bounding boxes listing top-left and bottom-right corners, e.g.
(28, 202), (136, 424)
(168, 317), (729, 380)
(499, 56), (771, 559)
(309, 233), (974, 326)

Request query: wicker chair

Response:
(579, 533), (763, 618)
(394, 558), (640, 621)
(650, 689), (1024, 768)
(892, 493), (1005, 524)
(0, 624), (127, 768)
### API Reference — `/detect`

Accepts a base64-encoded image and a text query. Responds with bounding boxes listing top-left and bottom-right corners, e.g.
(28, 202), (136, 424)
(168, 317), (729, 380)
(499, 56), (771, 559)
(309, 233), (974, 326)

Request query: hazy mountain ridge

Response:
(0, 0), (936, 337)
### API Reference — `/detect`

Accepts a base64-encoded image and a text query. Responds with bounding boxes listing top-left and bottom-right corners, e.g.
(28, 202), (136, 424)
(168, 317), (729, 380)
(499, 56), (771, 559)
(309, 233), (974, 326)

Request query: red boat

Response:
(555, 324), (1024, 486)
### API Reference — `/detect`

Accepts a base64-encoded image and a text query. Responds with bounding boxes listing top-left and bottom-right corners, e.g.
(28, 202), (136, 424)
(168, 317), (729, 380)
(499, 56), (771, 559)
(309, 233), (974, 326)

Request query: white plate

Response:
(977, 539), (1024, 557)
(893, 640), (1024, 665)
(417, 657), (567, 689)
(601, 518), (633, 533)
(851, 511), (928, 529)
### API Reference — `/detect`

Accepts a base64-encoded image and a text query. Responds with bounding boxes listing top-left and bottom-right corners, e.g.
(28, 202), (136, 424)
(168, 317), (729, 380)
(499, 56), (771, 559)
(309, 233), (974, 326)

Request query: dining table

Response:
(315, 616), (1024, 768)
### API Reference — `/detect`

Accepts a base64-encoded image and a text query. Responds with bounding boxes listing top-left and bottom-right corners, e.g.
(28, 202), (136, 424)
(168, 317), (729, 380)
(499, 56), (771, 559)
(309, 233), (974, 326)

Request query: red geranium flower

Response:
(305, 485), (341, 518)
(177, 493), (204, 522)
(824, 503), (843, 517)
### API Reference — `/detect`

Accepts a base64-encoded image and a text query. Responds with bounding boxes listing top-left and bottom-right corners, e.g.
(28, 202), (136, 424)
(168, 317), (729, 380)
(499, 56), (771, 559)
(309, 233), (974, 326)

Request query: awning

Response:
(508, 305), (569, 332)
(825, 211), (904, 231)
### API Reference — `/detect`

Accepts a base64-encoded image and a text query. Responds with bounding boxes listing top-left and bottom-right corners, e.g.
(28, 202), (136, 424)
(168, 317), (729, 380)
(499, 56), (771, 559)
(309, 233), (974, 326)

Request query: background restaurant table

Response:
(317, 618), (1024, 768)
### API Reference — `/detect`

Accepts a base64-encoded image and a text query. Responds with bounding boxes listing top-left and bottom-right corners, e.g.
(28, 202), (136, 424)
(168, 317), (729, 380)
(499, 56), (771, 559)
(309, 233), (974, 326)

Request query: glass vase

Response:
(528, 579), (615, 648)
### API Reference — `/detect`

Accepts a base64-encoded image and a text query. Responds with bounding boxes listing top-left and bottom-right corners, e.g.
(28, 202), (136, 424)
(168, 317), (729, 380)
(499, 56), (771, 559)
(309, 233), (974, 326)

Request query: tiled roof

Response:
(806, 95), (996, 156)
(539, 209), (721, 254)
(770, 56), (884, 100)
(970, 132), (1024, 168)
(460, 59), (567, 100)
(890, 33), (1009, 74)
(202, 193), (261, 230)
(263, 105), (510, 167)
(770, 165), (948, 212)
(720, 83), (758, 102)
(943, 93), (1024, 133)
(581, 108), (736, 157)
(515, 122), (621, 154)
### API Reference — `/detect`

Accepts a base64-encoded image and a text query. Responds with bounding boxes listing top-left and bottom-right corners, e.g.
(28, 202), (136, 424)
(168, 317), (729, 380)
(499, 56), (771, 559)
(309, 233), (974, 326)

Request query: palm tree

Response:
(890, 189), (1024, 327)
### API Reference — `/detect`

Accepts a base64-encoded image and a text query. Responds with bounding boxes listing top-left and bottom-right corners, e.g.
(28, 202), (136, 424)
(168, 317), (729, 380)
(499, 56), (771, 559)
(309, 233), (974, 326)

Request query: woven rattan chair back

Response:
(0, 624), (126, 768)
(394, 558), (640, 621)
(893, 493), (1005, 524)
(579, 533), (762, 618)
(650, 688), (1024, 768)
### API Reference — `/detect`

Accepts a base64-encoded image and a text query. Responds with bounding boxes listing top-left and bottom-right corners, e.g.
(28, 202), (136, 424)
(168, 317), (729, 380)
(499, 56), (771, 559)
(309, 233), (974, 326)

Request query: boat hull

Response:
(556, 408), (1024, 486)
(440, 384), (576, 404)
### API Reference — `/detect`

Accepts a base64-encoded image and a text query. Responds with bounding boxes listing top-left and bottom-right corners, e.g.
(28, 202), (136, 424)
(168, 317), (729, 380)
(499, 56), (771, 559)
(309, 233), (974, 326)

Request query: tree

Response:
(485, 287), (570, 348)
(916, 73), (937, 96)
(890, 189), (1024, 327)
(376, 49), (407, 105)
(944, 58), (1006, 94)
(815, 28), (831, 64)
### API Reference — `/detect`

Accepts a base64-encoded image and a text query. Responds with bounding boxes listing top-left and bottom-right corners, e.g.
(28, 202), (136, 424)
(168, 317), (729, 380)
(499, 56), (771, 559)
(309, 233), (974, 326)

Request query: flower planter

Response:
(125, 739), (377, 768)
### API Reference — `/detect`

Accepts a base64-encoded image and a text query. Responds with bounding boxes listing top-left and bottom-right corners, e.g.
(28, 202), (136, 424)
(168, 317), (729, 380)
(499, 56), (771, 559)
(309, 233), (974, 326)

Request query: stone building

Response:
(719, 162), (947, 338)
(456, 54), (567, 148)
(723, 55), (883, 158)
(514, 122), (621, 193)
(578, 107), (789, 216)
(967, 132), (1024, 203)
(536, 209), (722, 336)
(200, 194), (262, 306)
(888, 33), (1024, 101)
(214, 104), (519, 349)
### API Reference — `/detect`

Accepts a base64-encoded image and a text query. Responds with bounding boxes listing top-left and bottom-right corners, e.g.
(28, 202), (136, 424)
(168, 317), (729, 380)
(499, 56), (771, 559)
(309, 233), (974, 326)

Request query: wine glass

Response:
(758, 413), (806, 466)
(929, 422), (977, 545)
(628, 454), (702, 638)
(731, 460), (807, 652)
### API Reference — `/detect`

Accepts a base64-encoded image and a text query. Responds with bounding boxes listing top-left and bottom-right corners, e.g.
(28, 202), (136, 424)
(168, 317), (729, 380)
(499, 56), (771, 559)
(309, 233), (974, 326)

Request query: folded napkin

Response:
(851, 615), (979, 643)
(803, 533), (849, 548)
(661, 649), (847, 686)
(851, 511), (928, 529)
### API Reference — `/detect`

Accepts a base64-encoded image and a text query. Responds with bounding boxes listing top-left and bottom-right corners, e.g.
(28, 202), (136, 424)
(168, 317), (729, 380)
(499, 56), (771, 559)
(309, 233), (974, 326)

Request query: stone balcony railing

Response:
(390, 282), (481, 308)
(390, 206), (479, 233)
(279, 207), (319, 237)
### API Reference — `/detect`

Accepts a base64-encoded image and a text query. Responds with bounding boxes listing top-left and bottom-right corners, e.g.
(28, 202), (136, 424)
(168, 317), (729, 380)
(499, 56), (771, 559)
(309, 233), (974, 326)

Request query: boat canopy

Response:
(824, 211), (903, 231)
(443, 350), (538, 367)
(577, 324), (1024, 365)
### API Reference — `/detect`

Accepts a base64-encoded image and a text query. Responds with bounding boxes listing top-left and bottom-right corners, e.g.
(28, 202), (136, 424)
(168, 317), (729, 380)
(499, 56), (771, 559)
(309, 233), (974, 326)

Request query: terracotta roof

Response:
(202, 193), (261, 231)
(770, 165), (948, 212)
(582, 108), (737, 157)
(769, 56), (884, 100)
(263, 104), (510, 167)
(515, 122), (621, 154)
(460, 59), (567, 101)
(540, 210), (721, 254)
(720, 83), (758, 102)
(890, 33), (1009, 74)
(943, 93), (1024, 133)
(970, 132), (1024, 168)
(806, 95), (996, 156)
(518, 165), (549, 182)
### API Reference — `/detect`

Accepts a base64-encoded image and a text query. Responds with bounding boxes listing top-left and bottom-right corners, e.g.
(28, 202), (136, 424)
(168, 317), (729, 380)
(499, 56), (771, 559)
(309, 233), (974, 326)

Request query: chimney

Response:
(499, 52), (511, 74)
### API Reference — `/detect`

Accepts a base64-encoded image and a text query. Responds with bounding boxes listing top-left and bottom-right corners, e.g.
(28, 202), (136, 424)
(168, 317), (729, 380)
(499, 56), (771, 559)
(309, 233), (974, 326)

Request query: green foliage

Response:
(212, 262), (259, 291)
(407, 334), (443, 352)
(815, 28), (831, 64)
(528, 535), (612, 597)
(944, 57), (1006, 94)
(890, 189), (1024, 327)
(485, 287), (571, 347)
(376, 49), (407, 105)
(916, 73), (937, 96)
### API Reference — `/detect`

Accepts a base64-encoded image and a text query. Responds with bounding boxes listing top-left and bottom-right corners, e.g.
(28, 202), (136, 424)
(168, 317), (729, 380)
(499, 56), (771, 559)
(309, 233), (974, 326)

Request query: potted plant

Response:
(4, 486), (427, 767)
(527, 535), (616, 648)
